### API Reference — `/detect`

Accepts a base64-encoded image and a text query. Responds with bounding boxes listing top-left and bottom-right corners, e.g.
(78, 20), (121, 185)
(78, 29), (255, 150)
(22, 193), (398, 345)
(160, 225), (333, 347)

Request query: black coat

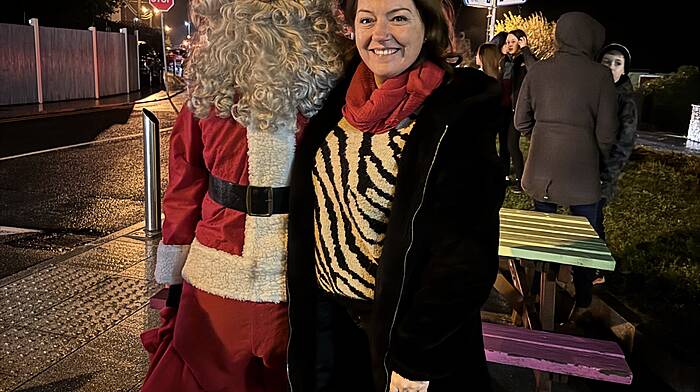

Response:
(600, 75), (637, 200)
(286, 65), (505, 392)
(499, 46), (537, 110)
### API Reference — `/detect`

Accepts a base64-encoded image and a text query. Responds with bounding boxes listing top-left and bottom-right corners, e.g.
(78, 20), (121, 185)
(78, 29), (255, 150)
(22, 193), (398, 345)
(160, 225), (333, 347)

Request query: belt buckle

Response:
(246, 186), (273, 217)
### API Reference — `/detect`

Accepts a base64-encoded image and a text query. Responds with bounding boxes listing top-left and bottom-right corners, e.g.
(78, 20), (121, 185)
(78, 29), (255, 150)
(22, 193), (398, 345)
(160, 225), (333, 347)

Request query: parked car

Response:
(166, 48), (188, 77)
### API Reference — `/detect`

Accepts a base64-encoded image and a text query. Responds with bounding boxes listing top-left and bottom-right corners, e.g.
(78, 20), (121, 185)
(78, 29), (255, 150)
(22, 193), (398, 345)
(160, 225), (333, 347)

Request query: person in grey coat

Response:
(514, 12), (618, 316)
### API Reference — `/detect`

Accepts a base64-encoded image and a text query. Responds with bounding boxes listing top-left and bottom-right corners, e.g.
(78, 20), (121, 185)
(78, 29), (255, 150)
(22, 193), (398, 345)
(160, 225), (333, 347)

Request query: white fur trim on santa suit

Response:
(181, 120), (296, 303)
(154, 242), (191, 285)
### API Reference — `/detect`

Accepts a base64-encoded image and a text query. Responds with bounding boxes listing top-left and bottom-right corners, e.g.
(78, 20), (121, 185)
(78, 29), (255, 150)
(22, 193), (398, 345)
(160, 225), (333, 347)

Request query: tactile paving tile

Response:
(66, 240), (151, 274)
(116, 306), (161, 334)
(115, 256), (157, 281)
(0, 265), (111, 326)
(0, 264), (110, 300)
(0, 297), (59, 327)
(12, 324), (150, 392)
(28, 276), (159, 339)
(0, 327), (79, 378)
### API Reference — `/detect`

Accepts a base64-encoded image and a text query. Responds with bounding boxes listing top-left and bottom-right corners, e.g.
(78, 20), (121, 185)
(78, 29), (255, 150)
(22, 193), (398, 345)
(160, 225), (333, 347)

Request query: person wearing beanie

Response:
(598, 42), (637, 203)
(594, 43), (638, 283)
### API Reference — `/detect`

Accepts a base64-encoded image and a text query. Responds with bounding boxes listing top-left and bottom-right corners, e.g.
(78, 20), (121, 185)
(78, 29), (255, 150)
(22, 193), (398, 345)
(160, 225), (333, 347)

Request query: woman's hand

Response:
(518, 36), (528, 48)
(389, 371), (429, 392)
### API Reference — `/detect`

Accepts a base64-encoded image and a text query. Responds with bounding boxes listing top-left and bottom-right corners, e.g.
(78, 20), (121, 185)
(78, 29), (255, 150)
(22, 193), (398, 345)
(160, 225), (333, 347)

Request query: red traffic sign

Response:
(150, 0), (175, 12)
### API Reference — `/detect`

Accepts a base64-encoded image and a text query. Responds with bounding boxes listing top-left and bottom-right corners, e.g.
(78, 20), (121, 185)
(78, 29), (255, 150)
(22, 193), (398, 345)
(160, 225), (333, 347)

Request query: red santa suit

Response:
(140, 104), (305, 392)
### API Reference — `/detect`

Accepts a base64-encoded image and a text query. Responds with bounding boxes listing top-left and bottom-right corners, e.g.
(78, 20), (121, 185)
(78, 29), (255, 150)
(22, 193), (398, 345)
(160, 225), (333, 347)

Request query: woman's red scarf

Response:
(342, 60), (445, 134)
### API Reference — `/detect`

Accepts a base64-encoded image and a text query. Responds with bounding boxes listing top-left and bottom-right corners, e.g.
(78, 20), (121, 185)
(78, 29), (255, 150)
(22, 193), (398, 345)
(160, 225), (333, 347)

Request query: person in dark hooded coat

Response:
(514, 12), (618, 317)
(597, 44), (638, 217)
(591, 43), (638, 284)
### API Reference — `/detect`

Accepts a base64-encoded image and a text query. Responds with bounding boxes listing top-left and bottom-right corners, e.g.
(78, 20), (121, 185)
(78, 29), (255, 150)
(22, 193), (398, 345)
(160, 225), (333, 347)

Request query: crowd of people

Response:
(138, 0), (637, 391)
(474, 13), (637, 317)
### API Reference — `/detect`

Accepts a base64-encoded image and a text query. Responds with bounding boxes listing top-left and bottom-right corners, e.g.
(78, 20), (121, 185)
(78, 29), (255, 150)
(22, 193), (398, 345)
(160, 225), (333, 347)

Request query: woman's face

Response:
(354, 0), (425, 85)
(601, 52), (625, 83)
(505, 34), (520, 55)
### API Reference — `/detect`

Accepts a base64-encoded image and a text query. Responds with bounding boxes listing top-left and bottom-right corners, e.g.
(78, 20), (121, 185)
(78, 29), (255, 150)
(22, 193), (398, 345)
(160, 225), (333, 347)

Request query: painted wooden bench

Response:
(483, 321), (632, 389)
(497, 208), (616, 331)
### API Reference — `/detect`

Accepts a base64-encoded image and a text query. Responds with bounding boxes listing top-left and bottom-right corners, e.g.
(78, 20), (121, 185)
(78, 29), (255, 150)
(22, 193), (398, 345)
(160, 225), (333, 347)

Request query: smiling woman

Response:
(353, 0), (426, 85)
(286, 0), (506, 391)
(345, 0), (452, 80)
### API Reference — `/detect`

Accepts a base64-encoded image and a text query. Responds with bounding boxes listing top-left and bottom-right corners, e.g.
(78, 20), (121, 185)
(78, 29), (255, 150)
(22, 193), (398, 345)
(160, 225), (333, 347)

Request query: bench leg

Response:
(539, 267), (557, 331)
(508, 259), (541, 330)
(508, 259), (532, 328)
(492, 272), (526, 326)
(534, 371), (552, 392)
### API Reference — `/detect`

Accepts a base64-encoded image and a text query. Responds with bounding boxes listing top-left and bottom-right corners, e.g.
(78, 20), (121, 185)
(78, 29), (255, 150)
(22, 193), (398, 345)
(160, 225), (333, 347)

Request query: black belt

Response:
(208, 175), (290, 217)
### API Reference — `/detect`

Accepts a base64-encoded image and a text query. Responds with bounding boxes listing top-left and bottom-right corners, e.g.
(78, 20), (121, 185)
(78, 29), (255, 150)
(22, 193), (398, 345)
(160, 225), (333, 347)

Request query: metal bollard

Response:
(142, 109), (162, 237)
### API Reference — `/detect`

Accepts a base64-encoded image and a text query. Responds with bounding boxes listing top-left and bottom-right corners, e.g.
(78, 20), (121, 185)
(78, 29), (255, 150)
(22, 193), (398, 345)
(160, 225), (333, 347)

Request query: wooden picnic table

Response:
(496, 208), (616, 331)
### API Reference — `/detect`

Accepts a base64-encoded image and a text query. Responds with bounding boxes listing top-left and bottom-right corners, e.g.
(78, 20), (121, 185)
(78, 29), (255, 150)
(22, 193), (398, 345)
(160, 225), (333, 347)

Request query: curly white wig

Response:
(186, 0), (347, 133)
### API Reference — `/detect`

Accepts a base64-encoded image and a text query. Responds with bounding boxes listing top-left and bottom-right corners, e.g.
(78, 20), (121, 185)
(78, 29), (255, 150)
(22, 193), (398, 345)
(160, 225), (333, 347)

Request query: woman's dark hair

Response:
(508, 29), (527, 39)
(489, 31), (508, 51)
(344, 0), (453, 74)
(476, 43), (501, 79)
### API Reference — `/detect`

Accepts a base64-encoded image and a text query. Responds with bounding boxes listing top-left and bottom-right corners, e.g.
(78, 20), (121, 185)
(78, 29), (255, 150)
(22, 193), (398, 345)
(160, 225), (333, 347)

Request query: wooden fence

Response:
(0, 20), (140, 106)
(41, 27), (95, 102)
(0, 24), (38, 105)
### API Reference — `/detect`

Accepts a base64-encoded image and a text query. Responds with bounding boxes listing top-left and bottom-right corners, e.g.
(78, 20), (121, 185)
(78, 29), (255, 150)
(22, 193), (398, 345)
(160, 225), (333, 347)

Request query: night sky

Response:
(163, 0), (191, 47)
(109, 0), (700, 73)
(3, 0), (689, 74)
(453, 0), (697, 73)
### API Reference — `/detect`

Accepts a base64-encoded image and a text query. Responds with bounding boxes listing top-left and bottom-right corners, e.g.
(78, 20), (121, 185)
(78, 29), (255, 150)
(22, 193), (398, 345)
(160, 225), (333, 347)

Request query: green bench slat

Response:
(499, 243), (616, 270)
(500, 231), (611, 254)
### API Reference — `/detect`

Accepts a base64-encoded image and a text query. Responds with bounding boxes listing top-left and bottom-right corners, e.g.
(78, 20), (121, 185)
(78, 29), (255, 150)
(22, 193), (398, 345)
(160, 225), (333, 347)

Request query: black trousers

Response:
(315, 293), (493, 392)
(534, 201), (602, 308)
(315, 293), (374, 392)
(506, 118), (525, 181)
(497, 118), (510, 178)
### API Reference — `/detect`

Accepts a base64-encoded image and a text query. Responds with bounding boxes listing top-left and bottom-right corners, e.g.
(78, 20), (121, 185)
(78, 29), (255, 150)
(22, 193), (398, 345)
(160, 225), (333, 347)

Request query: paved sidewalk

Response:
(0, 89), (185, 124)
(0, 222), (161, 392)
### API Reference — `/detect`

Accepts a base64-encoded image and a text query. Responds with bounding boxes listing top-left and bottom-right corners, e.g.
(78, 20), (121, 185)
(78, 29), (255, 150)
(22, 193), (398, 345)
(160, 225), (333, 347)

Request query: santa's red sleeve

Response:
(155, 104), (208, 285)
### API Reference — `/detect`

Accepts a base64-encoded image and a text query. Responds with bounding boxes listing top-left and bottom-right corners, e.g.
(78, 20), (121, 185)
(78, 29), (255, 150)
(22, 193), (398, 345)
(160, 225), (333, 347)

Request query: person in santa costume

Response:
(139, 1), (347, 391)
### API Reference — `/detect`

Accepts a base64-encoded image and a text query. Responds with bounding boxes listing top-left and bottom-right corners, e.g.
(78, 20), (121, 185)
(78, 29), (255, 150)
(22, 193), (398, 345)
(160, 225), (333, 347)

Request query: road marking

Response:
(0, 226), (42, 236)
(0, 127), (173, 162)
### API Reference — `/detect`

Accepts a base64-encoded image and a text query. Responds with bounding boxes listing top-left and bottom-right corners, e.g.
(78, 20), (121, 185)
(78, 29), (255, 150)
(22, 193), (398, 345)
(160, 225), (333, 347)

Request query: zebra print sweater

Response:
(312, 117), (415, 300)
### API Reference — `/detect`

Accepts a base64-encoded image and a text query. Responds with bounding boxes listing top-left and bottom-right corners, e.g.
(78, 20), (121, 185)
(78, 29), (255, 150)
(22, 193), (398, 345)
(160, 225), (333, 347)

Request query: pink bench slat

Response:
(482, 322), (633, 384)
